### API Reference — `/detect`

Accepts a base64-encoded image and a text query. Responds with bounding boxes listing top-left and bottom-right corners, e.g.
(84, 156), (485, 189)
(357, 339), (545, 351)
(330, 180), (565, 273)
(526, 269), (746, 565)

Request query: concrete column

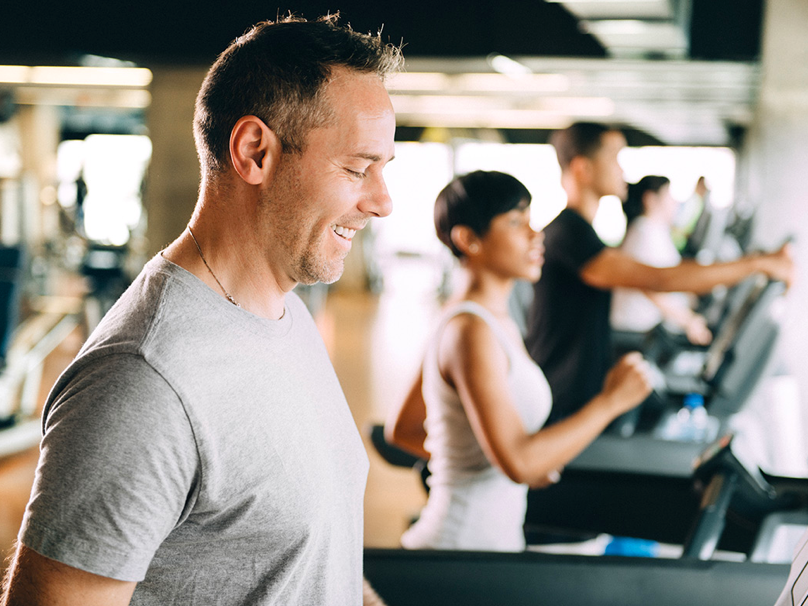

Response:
(144, 67), (207, 256)
(16, 105), (59, 247)
(741, 0), (808, 436)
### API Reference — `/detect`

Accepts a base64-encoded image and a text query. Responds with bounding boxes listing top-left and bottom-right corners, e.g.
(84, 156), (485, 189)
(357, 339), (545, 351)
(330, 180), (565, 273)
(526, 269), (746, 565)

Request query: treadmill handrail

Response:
(701, 275), (784, 382)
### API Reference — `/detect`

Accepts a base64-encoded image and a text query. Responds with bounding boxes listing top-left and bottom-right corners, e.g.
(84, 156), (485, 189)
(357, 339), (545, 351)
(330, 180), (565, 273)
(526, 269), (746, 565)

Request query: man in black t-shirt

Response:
(527, 206), (610, 425)
(526, 122), (794, 425)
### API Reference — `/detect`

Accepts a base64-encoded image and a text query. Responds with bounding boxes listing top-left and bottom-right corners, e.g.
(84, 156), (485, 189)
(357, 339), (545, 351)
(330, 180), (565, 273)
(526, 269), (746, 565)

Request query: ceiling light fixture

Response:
(0, 65), (152, 87)
(487, 53), (533, 77)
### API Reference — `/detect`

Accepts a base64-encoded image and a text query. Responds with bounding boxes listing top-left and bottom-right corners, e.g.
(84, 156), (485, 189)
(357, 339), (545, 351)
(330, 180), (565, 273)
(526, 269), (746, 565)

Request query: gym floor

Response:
(316, 259), (438, 548)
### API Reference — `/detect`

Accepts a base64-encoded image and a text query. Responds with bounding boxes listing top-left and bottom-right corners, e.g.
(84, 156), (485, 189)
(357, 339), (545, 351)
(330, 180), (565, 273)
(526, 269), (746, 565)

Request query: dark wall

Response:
(0, 0), (603, 65)
(689, 0), (765, 61)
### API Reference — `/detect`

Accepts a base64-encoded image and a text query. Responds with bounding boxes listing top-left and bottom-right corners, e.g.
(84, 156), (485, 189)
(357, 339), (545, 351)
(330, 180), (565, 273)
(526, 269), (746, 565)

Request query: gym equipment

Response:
(367, 433), (803, 605)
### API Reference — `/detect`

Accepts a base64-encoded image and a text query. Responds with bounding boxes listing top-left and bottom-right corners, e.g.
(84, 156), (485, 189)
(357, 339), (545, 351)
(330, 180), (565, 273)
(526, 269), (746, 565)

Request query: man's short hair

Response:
(550, 122), (617, 172)
(193, 14), (402, 174)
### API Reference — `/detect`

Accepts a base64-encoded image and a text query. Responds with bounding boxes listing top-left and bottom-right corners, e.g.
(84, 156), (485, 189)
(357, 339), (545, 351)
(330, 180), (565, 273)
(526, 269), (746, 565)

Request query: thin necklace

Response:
(187, 226), (240, 308)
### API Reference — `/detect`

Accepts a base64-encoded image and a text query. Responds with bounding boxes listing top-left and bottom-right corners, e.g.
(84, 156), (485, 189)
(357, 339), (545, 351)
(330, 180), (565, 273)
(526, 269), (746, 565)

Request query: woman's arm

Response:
(384, 367), (430, 461)
(441, 314), (652, 487)
(363, 577), (387, 606)
(642, 291), (712, 345)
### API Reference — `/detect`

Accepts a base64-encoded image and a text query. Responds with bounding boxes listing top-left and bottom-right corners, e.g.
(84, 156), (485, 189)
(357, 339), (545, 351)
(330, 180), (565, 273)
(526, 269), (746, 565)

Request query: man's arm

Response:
(1, 544), (136, 606)
(580, 243), (793, 294)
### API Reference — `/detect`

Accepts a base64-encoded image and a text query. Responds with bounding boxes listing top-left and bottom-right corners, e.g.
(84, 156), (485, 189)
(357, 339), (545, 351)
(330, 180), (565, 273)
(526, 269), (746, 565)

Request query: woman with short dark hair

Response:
(386, 170), (652, 551)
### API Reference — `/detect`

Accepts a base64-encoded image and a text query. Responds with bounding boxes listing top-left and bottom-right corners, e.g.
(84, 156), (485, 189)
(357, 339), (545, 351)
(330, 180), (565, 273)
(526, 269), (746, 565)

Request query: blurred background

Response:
(0, 0), (806, 559)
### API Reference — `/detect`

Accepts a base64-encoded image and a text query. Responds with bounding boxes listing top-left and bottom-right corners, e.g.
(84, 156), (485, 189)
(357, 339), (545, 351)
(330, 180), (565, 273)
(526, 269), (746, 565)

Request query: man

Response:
(774, 526), (808, 606)
(2, 15), (400, 605)
(526, 122), (793, 425)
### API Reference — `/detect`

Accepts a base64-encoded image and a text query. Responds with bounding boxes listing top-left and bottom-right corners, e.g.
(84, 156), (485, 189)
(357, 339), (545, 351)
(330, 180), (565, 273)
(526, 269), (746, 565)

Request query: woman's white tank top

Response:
(401, 301), (552, 552)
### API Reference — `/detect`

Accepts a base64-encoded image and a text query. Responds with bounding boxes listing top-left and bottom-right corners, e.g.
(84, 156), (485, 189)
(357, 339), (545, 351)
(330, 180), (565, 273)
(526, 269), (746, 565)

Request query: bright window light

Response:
(371, 141), (736, 281)
(620, 146), (736, 209)
(0, 123), (22, 178)
(386, 72), (569, 93)
(376, 142), (453, 259)
(57, 135), (152, 246)
(386, 72), (451, 91)
(56, 140), (86, 208)
(593, 195), (627, 245)
(595, 145), (736, 245)
(454, 142), (567, 230)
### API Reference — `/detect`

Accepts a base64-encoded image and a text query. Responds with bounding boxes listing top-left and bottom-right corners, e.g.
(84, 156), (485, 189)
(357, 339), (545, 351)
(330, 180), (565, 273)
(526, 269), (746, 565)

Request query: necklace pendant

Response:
(188, 226), (241, 309)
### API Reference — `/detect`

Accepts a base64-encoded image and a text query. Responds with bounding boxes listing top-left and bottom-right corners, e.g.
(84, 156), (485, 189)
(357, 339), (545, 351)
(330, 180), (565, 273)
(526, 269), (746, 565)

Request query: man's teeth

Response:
(332, 225), (357, 239)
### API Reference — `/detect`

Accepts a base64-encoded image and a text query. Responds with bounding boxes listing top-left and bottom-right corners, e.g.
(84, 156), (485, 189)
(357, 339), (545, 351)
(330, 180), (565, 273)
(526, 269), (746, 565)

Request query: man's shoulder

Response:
(65, 257), (215, 400)
(82, 255), (263, 356)
(546, 208), (593, 237)
(79, 256), (180, 356)
(543, 208), (603, 257)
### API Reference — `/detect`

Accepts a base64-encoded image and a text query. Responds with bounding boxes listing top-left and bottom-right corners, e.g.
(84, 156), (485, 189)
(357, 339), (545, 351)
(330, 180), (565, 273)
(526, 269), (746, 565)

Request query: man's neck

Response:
(564, 192), (601, 224)
(162, 185), (290, 320)
(560, 172), (601, 223)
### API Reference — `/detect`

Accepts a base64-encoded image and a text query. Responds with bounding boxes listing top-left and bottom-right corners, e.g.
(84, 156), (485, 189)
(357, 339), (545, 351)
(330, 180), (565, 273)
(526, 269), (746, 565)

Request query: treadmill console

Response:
(692, 433), (775, 499)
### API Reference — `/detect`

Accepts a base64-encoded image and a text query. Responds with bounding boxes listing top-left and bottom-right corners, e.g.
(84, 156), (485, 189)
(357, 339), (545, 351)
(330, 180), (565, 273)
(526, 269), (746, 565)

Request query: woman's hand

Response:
(684, 313), (712, 345)
(600, 352), (653, 416)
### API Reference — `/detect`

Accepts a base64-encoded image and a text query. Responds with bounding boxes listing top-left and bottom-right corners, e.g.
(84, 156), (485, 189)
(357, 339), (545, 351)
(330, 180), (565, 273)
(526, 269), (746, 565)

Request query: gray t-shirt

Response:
(19, 256), (369, 605)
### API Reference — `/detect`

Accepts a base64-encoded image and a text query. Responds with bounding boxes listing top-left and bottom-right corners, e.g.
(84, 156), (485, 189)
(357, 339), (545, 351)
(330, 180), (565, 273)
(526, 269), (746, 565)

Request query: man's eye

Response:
(347, 168), (367, 179)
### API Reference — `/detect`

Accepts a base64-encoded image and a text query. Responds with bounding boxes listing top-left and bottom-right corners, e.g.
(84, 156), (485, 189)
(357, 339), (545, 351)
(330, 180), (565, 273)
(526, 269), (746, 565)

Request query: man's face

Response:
(590, 130), (628, 200)
(260, 67), (396, 287)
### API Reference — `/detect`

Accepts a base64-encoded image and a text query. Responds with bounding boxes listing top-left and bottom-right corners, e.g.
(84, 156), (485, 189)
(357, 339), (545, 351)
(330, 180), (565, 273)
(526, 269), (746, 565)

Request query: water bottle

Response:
(656, 393), (720, 442)
(604, 536), (660, 558)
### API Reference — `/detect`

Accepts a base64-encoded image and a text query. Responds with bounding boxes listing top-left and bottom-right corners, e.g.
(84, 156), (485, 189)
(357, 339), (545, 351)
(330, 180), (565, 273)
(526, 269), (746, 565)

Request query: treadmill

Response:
(607, 273), (786, 440)
(659, 273), (785, 418)
(366, 434), (799, 606)
(524, 275), (788, 545)
(542, 276), (786, 465)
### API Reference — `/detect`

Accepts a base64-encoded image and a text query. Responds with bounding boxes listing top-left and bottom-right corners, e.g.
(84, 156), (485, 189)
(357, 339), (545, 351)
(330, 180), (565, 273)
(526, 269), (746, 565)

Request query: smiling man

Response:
(2, 16), (400, 606)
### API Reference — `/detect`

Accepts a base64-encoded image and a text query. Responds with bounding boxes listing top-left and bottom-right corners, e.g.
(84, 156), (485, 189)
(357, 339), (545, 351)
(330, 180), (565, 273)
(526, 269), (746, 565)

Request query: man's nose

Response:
(359, 175), (393, 218)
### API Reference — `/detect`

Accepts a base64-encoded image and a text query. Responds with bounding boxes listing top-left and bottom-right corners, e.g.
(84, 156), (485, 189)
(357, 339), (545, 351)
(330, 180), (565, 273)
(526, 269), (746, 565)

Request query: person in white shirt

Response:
(611, 175), (712, 345)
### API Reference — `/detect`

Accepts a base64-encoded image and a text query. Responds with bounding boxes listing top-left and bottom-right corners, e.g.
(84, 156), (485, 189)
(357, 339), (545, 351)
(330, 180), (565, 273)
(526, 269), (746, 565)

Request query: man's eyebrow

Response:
(350, 152), (395, 163)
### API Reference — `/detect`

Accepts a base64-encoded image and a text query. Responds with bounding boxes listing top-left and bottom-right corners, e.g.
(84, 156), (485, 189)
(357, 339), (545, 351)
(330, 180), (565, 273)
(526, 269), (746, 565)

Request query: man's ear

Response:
(568, 155), (593, 185)
(450, 225), (481, 257)
(229, 116), (282, 185)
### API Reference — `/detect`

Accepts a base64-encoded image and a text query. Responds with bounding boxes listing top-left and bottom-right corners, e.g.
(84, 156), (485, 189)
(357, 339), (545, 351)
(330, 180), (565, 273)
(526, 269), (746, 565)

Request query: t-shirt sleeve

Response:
(19, 353), (199, 582)
(548, 210), (607, 275)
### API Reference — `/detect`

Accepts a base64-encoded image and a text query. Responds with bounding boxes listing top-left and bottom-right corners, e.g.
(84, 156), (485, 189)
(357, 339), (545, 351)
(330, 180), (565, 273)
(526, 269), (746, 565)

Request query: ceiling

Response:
(547, 0), (692, 59)
(0, 0), (766, 147)
(390, 56), (759, 146)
